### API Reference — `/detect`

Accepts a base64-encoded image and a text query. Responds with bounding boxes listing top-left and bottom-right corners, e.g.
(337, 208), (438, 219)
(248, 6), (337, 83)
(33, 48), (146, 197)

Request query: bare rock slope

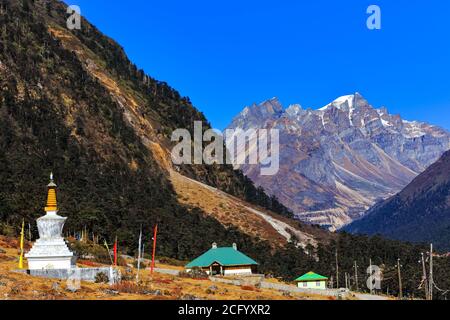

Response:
(344, 150), (450, 251)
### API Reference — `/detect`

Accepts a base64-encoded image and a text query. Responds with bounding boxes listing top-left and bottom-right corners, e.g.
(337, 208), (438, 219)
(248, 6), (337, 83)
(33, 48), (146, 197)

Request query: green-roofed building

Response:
(294, 272), (329, 290)
(186, 243), (258, 276)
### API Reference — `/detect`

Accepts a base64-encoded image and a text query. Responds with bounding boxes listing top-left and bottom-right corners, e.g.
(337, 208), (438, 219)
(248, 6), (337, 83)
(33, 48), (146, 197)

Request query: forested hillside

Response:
(0, 0), (290, 250)
(345, 150), (450, 251)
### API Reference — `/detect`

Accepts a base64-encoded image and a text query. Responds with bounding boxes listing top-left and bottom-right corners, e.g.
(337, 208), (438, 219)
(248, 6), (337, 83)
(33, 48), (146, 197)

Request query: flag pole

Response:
(136, 226), (142, 282)
(151, 224), (158, 274)
(103, 239), (114, 265)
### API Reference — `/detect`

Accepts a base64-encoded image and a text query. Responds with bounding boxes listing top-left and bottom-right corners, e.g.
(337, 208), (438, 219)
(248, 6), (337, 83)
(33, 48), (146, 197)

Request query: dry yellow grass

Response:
(170, 171), (288, 247)
(0, 236), (335, 300)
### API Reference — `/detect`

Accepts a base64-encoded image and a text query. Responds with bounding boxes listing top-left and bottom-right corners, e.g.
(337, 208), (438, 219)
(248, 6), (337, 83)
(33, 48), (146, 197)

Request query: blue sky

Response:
(66, 0), (450, 130)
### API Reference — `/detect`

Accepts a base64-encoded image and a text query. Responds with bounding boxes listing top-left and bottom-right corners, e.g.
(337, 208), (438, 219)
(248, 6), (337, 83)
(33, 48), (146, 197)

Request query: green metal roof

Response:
(295, 272), (328, 282)
(186, 247), (258, 268)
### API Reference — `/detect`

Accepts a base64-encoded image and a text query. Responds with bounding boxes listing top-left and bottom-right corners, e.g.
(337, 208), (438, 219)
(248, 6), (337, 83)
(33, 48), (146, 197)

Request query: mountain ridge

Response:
(227, 93), (450, 230)
(344, 150), (450, 251)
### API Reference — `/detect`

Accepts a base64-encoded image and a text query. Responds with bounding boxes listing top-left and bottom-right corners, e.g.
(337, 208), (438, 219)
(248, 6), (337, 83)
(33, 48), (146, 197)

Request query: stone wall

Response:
(28, 267), (121, 284)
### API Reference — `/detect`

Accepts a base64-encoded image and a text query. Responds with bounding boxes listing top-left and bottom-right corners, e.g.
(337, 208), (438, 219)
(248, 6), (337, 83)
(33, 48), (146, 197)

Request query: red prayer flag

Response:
(113, 237), (118, 266)
(151, 224), (158, 274)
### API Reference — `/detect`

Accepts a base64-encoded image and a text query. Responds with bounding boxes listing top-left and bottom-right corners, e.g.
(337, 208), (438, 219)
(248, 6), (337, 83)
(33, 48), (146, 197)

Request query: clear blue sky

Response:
(66, 0), (450, 130)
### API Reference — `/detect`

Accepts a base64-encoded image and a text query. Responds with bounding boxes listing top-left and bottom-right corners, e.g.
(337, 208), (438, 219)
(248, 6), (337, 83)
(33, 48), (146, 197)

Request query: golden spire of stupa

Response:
(44, 172), (58, 213)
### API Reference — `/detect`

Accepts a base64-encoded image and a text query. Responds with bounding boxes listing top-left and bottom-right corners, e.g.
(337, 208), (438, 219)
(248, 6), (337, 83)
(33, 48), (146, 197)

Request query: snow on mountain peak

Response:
(318, 93), (365, 111)
(235, 94), (449, 142)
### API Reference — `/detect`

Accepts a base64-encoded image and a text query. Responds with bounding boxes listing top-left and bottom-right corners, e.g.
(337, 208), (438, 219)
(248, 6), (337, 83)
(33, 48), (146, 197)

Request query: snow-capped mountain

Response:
(227, 93), (450, 230)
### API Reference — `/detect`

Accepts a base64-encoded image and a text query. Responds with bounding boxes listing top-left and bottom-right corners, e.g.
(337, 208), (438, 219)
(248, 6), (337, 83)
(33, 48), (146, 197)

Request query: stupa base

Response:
(26, 256), (73, 270)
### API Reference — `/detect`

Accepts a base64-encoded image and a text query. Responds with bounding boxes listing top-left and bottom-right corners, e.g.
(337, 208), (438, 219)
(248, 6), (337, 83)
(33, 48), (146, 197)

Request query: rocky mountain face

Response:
(344, 150), (450, 251)
(227, 93), (450, 230)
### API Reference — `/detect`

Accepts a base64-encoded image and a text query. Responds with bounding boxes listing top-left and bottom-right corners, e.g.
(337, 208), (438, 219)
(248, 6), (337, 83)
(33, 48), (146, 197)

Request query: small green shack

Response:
(186, 243), (258, 276)
(295, 272), (329, 290)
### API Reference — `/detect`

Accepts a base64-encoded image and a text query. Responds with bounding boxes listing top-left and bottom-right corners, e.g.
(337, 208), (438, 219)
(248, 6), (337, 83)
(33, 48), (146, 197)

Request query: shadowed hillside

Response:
(345, 151), (450, 251)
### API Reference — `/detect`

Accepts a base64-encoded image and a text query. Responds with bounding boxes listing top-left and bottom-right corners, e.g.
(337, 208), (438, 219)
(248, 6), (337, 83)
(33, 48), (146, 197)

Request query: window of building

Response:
(316, 281), (321, 287)
(303, 282), (307, 287)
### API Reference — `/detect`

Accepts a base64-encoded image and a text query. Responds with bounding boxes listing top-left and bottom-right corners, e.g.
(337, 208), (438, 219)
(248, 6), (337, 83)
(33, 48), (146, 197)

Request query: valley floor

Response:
(0, 236), (343, 301)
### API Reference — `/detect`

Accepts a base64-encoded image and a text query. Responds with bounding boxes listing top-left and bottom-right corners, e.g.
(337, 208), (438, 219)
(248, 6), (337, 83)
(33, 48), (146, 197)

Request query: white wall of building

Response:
(297, 280), (327, 290)
(186, 266), (253, 276)
(223, 267), (252, 276)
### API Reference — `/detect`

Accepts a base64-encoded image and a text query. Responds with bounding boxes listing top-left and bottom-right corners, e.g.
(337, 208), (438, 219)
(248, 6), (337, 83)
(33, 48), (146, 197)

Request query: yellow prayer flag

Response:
(18, 219), (24, 269)
(104, 240), (113, 265)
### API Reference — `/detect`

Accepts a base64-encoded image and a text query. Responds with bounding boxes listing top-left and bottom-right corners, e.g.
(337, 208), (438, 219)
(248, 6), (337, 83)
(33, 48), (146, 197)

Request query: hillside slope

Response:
(345, 150), (450, 251)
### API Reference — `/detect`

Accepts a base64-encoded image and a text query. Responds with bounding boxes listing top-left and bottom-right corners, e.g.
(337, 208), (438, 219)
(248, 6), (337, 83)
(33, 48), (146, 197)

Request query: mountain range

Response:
(345, 150), (450, 251)
(227, 93), (450, 230)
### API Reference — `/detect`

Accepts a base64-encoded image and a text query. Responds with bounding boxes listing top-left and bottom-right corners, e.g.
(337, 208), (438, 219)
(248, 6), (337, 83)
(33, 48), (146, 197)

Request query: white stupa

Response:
(25, 173), (74, 270)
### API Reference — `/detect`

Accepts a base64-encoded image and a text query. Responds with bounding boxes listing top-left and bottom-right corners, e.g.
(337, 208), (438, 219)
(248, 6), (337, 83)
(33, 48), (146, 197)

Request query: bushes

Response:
(68, 241), (111, 265)
(133, 259), (147, 269)
(158, 256), (187, 267)
(94, 272), (109, 284)
(179, 267), (208, 280)
(0, 223), (15, 238)
(240, 285), (260, 292)
(110, 281), (145, 294)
